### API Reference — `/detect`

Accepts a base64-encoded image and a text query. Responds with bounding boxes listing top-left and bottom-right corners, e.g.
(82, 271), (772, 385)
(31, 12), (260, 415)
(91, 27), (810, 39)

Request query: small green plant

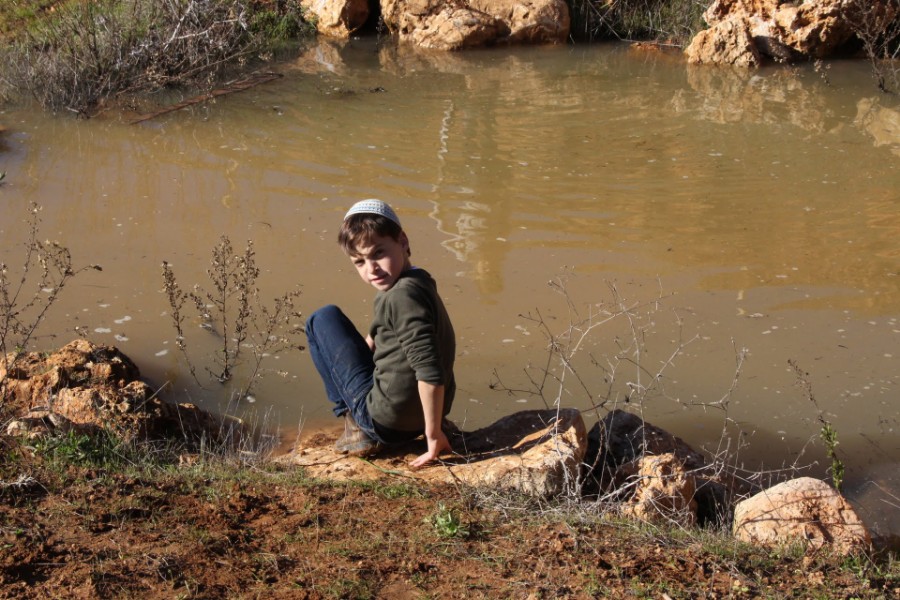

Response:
(34, 429), (124, 469)
(429, 502), (468, 538)
(161, 235), (303, 399)
(789, 359), (845, 491)
(819, 420), (845, 492)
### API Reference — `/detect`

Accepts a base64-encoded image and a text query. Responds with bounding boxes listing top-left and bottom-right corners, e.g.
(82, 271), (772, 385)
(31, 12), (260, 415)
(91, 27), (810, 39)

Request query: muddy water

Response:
(1, 41), (898, 535)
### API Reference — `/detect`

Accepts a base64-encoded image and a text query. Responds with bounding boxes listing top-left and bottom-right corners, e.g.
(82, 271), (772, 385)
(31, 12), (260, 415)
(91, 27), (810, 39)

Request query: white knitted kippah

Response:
(343, 199), (401, 226)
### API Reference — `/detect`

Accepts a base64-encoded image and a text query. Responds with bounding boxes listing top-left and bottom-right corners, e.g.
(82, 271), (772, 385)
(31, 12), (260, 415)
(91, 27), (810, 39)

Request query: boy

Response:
(305, 199), (456, 468)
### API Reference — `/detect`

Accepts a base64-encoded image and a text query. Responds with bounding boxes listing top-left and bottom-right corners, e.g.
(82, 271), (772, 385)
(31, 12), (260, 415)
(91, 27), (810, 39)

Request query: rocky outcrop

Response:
(686, 0), (887, 66)
(1, 340), (231, 445)
(380, 0), (569, 50)
(300, 0), (370, 38)
(733, 477), (872, 554)
(280, 408), (586, 496)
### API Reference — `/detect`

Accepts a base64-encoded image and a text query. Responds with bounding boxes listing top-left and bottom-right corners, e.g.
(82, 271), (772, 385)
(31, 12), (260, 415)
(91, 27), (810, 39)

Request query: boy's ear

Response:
(399, 231), (410, 252)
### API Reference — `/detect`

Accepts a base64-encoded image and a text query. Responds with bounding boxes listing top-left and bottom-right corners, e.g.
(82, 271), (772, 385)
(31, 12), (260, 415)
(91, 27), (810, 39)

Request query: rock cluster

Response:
(2, 341), (874, 555)
(283, 407), (872, 554)
(1, 339), (229, 445)
(300, 0), (569, 49)
(685, 0), (893, 66)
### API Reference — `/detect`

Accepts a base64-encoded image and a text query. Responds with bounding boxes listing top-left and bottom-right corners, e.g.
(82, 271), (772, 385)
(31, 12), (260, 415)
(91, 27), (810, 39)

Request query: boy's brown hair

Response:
(338, 214), (411, 257)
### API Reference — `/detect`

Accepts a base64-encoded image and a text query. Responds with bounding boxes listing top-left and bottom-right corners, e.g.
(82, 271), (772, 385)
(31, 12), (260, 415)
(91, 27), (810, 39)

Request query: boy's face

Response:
(349, 232), (411, 291)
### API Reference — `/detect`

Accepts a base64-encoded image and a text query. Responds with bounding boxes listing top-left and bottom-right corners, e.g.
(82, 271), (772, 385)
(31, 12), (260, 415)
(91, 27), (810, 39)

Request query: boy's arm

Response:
(365, 334), (375, 352)
(410, 381), (451, 469)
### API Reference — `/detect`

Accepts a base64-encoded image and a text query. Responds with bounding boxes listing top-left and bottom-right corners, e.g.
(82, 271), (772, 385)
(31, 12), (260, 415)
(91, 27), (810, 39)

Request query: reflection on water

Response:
(1, 40), (899, 536)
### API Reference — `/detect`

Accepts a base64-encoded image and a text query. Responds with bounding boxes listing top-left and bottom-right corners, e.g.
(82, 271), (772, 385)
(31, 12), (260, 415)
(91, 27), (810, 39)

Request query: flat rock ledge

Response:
(278, 408), (586, 497)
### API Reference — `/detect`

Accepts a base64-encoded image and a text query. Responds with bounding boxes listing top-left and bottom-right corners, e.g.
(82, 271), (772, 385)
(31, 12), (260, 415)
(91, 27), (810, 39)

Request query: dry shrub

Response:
(0, 0), (311, 114)
(845, 0), (900, 93)
(569, 0), (708, 45)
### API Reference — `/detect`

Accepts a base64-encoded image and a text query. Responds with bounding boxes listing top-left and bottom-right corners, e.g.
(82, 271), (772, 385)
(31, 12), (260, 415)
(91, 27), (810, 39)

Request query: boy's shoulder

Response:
(377, 269), (437, 304)
(392, 268), (435, 289)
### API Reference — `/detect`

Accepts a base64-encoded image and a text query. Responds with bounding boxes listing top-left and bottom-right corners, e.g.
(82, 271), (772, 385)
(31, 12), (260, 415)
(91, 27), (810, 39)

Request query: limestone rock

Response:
(301, 0), (369, 38)
(279, 408), (587, 496)
(380, 0), (569, 50)
(468, 0), (570, 44)
(686, 0), (889, 66)
(733, 477), (872, 554)
(584, 409), (743, 526)
(620, 453), (698, 527)
(2, 339), (233, 446)
(381, 0), (508, 51)
(685, 18), (761, 67)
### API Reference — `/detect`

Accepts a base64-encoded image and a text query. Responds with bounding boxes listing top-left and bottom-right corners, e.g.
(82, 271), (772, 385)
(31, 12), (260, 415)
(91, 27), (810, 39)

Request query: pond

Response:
(1, 39), (898, 538)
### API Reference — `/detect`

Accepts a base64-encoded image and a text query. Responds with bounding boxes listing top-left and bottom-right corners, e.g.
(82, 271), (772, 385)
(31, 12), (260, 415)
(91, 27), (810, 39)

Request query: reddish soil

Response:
(1, 447), (897, 600)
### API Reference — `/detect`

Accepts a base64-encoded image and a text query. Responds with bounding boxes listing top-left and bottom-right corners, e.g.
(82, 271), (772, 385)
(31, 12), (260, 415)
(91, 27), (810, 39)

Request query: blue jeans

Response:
(305, 305), (383, 443)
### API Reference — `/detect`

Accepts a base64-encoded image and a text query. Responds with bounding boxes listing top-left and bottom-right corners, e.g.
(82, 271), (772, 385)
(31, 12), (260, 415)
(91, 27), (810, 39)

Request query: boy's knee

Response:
(306, 304), (342, 336)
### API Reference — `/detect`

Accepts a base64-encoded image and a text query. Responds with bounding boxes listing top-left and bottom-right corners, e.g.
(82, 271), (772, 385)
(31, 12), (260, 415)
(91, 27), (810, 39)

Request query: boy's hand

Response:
(410, 429), (451, 469)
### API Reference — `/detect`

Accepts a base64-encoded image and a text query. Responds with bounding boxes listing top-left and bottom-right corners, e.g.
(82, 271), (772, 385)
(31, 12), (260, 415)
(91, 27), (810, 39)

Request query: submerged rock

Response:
(280, 408), (586, 496)
(733, 477), (872, 554)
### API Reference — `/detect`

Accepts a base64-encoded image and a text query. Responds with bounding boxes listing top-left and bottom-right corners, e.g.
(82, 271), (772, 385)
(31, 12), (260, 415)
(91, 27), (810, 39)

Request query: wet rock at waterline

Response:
(733, 477), (873, 555)
(1, 339), (231, 445)
(686, 0), (892, 66)
(279, 408), (587, 497)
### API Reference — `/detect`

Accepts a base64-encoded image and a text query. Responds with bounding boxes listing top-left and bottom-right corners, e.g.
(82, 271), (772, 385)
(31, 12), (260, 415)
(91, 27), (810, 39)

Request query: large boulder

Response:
(280, 408), (587, 496)
(733, 477), (872, 554)
(686, 0), (888, 66)
(380, 0), (569, 50)
(300, 0), (370, 38)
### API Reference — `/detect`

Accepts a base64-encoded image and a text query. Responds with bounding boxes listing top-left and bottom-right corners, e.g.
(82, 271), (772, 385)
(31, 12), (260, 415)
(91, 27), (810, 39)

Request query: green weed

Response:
(429, 502), (468, 539)
(34, 428), (124, 469)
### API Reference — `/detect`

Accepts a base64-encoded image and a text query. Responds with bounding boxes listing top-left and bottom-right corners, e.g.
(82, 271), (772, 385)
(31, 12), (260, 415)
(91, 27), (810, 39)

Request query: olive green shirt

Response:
(366, 268), (456, 432)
